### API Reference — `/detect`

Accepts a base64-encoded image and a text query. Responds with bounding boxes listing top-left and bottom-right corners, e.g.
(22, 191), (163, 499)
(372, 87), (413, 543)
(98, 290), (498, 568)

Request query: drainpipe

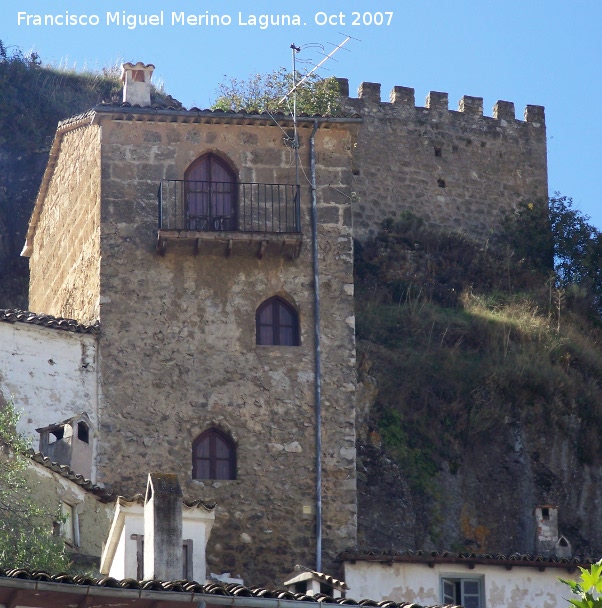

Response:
(309, 119), (322, 572)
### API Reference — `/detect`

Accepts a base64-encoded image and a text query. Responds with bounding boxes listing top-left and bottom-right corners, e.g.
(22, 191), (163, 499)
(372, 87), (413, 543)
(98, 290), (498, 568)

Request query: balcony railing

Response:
(159, 180), (301, 234)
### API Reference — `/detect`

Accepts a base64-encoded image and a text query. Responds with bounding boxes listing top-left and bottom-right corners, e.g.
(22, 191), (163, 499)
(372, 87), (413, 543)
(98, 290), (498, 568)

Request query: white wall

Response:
(0, 322), (98, 445)
(344, 560), (579, 608)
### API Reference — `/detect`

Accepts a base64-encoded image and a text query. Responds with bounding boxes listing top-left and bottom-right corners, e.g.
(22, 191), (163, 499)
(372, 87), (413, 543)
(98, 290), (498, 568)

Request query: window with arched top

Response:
(256, 297), (300, 346)
(192, 428), (236, 480)
(185, 153), (237, 231)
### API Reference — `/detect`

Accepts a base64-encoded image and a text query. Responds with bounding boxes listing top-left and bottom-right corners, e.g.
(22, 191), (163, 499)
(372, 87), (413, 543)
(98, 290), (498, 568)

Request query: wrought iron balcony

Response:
(157, 180), (302, 258)
(158, 180), (301, 233)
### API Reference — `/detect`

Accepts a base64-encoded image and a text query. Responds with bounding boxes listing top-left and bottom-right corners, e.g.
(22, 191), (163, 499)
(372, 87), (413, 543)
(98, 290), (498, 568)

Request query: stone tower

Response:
(23, 64), (359, 584)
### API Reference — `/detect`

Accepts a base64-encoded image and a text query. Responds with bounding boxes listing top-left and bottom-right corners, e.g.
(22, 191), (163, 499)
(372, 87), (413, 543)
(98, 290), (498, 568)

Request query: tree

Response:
(211, 67), (341, 115)
(549, 195), (602, 301)
(0, 400), (68, 571)
(503, 195), (602, 311)
(560, 560), (602, 608)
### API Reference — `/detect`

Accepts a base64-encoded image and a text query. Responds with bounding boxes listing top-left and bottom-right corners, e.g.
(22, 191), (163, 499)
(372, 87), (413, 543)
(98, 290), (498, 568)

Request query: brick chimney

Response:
(120, 62), (155, 106)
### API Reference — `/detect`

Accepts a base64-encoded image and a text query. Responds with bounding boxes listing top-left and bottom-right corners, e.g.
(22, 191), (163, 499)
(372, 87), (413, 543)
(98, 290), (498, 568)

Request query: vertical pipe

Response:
(309, 119), (322, 572)
(158, 182), (163, 229)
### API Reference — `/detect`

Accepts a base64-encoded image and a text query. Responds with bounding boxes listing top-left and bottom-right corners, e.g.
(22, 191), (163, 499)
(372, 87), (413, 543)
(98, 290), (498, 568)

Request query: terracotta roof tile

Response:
(90, 101), (354, 119)
(27, 450), (115, 501)
(0, 568), (454, 608)
(114, 493), (216, 511)
(338, 549), (600, 569)
(0, 309), (99, 334)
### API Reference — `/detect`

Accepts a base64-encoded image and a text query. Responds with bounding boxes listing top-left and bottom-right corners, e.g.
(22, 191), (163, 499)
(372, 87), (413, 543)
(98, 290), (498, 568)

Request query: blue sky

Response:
(3, 0), (601, 227)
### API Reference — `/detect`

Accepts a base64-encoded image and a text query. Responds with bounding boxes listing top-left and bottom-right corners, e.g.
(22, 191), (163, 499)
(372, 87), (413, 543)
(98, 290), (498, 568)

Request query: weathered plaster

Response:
(344, 561), (579, 608)
(0, 322), (98, 456)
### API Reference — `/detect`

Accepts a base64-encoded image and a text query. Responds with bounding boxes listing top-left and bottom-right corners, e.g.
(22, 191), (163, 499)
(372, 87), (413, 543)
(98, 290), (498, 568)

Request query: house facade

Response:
(342, 551), (589, 608)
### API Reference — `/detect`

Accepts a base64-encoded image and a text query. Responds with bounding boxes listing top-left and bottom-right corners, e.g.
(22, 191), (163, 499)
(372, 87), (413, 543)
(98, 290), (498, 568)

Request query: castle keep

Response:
(1, 63), (547, 584)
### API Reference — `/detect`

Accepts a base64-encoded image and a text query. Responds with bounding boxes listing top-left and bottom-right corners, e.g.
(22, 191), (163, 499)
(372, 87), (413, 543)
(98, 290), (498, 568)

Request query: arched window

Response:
(192, 429), (236, 480)
(185, 153), (237, 231)
(256, 297), (300, 346)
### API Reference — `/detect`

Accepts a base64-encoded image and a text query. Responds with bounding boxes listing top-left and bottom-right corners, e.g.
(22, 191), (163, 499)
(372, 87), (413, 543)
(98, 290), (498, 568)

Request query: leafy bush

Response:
(0, 401), (68, 570)
(560, 560), (602, 608)
(212, 67), (341, 115)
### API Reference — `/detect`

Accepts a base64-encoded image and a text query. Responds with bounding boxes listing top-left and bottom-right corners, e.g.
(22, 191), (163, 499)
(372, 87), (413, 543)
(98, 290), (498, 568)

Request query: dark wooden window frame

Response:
(192, 428), (236, 480)
(184, 153), (238, 231)
(256, 296), (300, 346)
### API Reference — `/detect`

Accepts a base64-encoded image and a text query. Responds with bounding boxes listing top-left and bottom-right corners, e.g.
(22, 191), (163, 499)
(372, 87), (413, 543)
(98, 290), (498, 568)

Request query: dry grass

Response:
(355, 221), (602, 491)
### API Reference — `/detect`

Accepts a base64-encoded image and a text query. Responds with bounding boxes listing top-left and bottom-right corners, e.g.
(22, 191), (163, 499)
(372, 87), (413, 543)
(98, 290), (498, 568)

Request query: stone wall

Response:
(28, 125), (101, 324)
(88, 112), (358, 585)
(340, 80), (548, 241)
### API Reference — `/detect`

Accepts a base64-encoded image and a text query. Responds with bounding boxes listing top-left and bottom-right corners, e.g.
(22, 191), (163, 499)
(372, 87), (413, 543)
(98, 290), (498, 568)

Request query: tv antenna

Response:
(283, 35), (358, 189)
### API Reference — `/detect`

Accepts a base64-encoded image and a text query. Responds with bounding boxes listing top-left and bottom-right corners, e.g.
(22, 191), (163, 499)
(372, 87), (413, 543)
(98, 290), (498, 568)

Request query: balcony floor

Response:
(157, 229), (303, 259)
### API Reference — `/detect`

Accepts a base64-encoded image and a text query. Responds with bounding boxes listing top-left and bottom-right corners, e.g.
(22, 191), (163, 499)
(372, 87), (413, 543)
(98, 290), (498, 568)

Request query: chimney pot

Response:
(121, 62), (155, 106)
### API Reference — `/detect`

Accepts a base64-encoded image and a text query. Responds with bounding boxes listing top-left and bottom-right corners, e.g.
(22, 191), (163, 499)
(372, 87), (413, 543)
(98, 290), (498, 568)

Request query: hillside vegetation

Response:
(355, 206), (602, 554)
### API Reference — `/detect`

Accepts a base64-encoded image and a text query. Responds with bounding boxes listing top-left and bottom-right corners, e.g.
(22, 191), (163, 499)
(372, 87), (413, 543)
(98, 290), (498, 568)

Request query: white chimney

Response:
(100, 473), (215, 581)
(120, 62), (155, 106)
(144, 473), (183, 581)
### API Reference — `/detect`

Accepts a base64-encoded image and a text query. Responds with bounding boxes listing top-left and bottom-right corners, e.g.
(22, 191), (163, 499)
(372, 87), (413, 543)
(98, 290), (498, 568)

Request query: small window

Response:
(59, 502), (79, 547)
(442, 577), (483, 608)
(49, 427), (64, 443)
(192, 429), (236, 480)
(256, 297), (300, 346)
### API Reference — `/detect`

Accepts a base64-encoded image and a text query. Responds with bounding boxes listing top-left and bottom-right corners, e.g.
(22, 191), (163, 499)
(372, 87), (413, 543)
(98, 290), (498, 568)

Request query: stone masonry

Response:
(338, 79), (547, 241)
(26, 119), (101, 324)
(24, 106), (359, 585)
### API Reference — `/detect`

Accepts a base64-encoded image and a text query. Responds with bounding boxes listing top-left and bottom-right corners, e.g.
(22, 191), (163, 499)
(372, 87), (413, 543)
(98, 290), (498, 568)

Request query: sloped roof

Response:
(27, 449), (114, 501)
(339, 549), (599, 571)
(0, 569), (453, 608)
(0, 309), (99, 334)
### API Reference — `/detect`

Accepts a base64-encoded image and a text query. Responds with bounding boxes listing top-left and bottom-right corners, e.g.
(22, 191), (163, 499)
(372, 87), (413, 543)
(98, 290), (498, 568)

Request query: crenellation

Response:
(358, 82), (381, 103)
(426, 91), (449, 111)
(343, 81), (548, 241)
(459, 95), (484, 116)
(342, 82), (544, 127)
(390, 86), (415, 106)
(525, 104), (546, 125)
(336, 77), (350, 98)
(493, 100), (516, 121)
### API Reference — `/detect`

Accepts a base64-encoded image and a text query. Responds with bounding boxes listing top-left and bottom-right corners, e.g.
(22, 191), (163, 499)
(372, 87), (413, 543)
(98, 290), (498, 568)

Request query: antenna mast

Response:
(290, 43), (301, 190)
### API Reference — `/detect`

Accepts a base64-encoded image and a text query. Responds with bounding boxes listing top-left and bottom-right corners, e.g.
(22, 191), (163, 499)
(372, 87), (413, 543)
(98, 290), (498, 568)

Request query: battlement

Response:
(338, 78), (548, 242)
(337, 78), (545, 125)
